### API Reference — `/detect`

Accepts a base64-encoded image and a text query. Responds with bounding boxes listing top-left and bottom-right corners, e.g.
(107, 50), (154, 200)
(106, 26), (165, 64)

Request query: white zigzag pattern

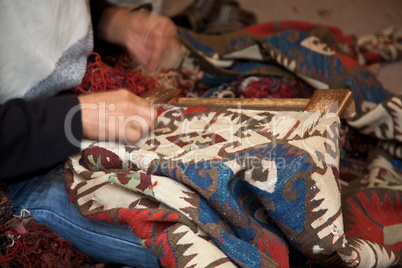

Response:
(173, 225), (235, 268)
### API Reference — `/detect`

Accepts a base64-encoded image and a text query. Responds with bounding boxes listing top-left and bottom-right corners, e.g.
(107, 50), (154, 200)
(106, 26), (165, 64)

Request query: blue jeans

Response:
(7, 167), (161, 268)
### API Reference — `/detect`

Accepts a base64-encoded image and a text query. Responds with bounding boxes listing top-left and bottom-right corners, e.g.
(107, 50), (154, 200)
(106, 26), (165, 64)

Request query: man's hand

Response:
(98, 7), (181, 69)
(78, 89), (157, 144)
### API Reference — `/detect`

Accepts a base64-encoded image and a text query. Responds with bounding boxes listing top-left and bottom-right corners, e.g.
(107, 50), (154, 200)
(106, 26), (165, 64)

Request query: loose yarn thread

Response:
(0, 184), (94, 267)
(74, 52), (198, 104)
(74, 52), (160, 95)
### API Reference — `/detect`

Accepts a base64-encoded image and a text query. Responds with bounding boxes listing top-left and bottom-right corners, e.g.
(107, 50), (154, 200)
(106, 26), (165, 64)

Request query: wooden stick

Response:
(170, 89), (356, 118)
(176, 97), (309, 111)
(303, 89), (355, 118)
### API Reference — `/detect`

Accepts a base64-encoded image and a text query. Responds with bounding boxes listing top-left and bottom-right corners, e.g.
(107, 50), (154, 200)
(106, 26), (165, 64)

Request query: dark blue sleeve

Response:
(0, 93), (83, 181)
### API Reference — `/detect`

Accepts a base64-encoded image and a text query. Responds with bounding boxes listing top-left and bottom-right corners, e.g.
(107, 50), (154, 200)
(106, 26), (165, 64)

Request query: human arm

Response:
(0, 90), (157, 181)
(92, 2), (181, 69)
(78, 89), (157, 144)
(0, 93), (82, 180)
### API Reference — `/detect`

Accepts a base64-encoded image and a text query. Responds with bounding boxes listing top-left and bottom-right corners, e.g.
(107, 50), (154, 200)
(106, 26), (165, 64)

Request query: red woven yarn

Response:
(12, 218), (92, 268)
(74, 53), (160, 95)
(242, 77), (295, 99)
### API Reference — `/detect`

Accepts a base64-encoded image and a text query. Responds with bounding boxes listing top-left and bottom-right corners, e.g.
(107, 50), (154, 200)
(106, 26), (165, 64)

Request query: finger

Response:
(111, 91), (154, 143)
(144, 17), (176, 68)
(125, 39), (152, 65)
(120, 115), (146, 144)
(127, 93), (158, 130)
(121, 107), (157, 144)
